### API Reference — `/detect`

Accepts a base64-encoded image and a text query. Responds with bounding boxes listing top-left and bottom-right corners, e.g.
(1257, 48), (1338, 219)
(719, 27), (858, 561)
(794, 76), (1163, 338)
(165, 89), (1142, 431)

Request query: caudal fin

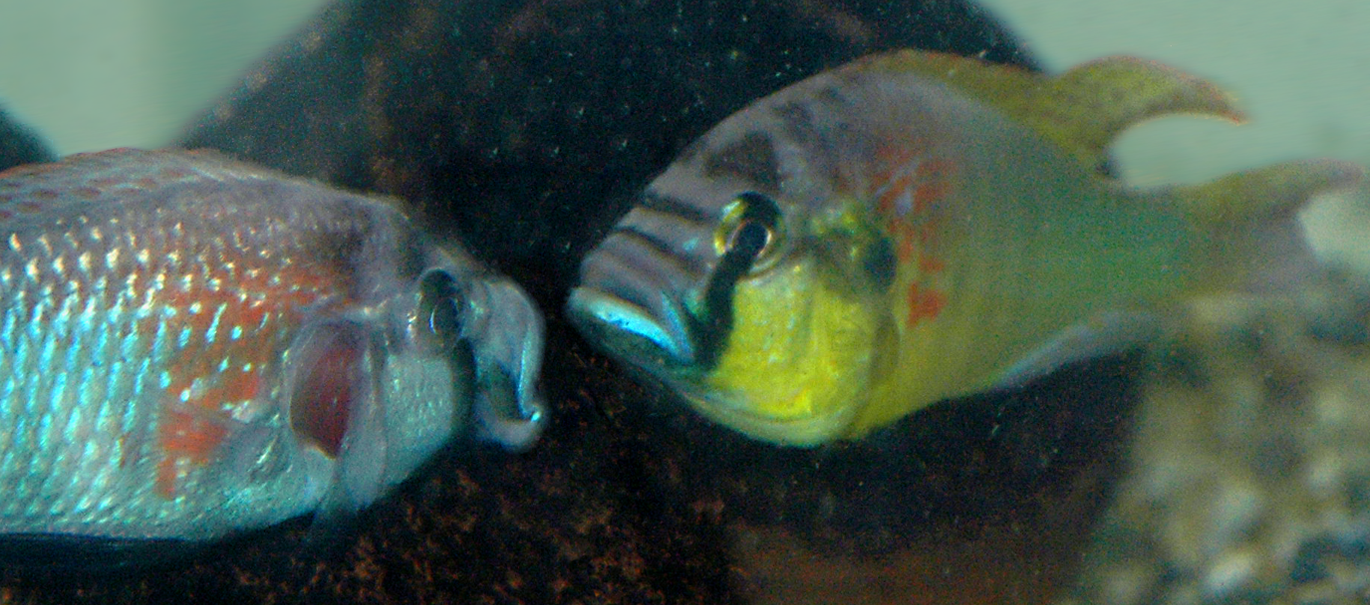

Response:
(1176, 159), (1365, 293)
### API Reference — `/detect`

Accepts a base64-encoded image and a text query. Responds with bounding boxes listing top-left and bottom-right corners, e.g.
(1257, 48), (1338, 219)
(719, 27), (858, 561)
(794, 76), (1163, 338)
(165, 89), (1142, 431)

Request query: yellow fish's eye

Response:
(715, 191), (784, 272)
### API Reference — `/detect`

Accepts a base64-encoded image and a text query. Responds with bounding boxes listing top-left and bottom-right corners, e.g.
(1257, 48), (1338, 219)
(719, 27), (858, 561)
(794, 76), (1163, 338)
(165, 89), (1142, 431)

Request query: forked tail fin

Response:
(1175, 159), (1365, 293)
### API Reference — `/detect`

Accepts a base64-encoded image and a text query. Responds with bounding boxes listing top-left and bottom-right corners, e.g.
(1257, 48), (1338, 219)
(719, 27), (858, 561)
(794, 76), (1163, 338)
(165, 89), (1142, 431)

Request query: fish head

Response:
(164, 182), (548, 519)
(569, 97), (900, 446)
(272, 228), (547, 514)
(405, 257), (547, 451)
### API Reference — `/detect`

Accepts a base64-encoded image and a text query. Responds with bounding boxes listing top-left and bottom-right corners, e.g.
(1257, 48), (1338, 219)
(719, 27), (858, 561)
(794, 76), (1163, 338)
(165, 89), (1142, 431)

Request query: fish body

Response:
(568, 50), (1363, 446)
(0, 149), (545, 542)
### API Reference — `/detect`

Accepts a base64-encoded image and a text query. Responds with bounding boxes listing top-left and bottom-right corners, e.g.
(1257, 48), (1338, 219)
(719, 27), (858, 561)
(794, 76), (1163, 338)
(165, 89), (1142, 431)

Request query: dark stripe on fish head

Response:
(569, 122), (789, 375)
(569, 191), (710, 369)
(689, 191), (783, 367)
(702, 132), (781, 193)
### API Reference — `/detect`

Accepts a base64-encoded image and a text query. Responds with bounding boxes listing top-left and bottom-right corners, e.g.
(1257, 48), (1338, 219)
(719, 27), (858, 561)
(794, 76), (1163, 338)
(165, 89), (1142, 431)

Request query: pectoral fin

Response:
(993, 311), (1161, 391)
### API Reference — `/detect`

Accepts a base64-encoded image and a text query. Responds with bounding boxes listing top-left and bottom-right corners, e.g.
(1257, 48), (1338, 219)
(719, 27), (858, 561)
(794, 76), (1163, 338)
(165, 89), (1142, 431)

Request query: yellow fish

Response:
(567, 50), (1364, 446)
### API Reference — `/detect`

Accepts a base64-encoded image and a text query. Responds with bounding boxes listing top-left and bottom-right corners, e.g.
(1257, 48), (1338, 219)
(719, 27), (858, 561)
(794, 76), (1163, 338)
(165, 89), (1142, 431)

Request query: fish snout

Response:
(461, 278), (547, 450)
(567, 232), (704, 371)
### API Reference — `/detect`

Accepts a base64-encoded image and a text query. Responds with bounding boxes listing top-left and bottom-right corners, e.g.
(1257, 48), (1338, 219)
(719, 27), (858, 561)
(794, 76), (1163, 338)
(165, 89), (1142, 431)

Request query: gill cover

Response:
(285, 319), (388, 526)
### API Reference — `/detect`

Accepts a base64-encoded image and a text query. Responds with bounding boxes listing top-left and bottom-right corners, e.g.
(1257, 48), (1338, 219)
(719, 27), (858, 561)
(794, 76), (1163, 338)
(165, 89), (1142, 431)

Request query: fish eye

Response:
(419, 269), (465, 346)
(728, 219), (771, 261)
(715, 191), (783, 271)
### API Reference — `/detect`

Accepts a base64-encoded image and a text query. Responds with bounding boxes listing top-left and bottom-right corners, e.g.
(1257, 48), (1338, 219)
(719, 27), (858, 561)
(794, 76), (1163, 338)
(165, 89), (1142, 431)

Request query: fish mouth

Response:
(567, 286), (696, 370)
(567, 229), (703, 370)
(460, 277), (548, 450)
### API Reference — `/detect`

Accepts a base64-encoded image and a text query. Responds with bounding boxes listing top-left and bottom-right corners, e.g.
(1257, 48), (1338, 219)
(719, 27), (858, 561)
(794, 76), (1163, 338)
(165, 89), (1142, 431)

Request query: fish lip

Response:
(566, 286), (697, 369)
(462, 277), (548, 450)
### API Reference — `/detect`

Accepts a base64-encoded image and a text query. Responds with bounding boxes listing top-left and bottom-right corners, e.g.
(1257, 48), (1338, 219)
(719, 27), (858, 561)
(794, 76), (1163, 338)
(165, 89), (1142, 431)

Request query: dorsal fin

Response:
(0, 148), (274, 222)
(860, 51), (1246, 169)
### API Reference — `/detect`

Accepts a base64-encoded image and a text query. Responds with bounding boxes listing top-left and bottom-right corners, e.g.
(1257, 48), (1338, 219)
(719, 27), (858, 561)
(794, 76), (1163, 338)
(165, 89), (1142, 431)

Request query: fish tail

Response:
(1176, 159), (1365, 293)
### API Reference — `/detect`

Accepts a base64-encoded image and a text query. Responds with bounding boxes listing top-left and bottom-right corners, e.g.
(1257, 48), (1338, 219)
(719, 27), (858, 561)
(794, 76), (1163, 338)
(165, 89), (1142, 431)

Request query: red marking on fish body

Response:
(149, 249), (347, 498)
(155, 407), (230, 497)
(876, 173), (915, 217)
(906, 282), (945, 326)
(155, 459), (183, 499)
(222, 368), (263, 403)
(915, 220), (937, 244)
(869, 146), (958, 314)
(871, 145), (956, 215)
(896, 229), (915, 263)
(912, 182), (948, 212)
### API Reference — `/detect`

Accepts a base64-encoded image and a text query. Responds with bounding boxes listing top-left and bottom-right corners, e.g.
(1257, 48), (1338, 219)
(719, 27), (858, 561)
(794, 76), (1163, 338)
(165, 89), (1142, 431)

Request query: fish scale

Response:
(0, 149), (547, 543)
(0, 176), (351, 531)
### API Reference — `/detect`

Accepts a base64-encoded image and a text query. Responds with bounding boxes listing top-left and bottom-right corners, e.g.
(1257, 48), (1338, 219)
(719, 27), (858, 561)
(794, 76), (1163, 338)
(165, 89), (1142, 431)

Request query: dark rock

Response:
(0, 108), (54, 172)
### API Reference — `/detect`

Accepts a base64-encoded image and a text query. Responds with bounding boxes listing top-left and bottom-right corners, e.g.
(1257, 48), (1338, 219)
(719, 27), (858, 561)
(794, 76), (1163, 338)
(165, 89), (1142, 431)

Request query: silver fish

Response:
(0, 148), (545, 542)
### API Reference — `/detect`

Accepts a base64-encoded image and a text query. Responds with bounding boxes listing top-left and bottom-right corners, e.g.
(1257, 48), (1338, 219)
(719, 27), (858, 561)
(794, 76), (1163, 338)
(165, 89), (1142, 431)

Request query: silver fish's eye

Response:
(419, 269), (465, 345)
(715, 191), (783, 271)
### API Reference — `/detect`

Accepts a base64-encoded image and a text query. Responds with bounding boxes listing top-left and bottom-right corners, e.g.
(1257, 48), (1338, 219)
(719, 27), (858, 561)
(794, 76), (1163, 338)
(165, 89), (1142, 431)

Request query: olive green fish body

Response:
(570, 51), (1362, 445)
(870, 104), (1192, 410)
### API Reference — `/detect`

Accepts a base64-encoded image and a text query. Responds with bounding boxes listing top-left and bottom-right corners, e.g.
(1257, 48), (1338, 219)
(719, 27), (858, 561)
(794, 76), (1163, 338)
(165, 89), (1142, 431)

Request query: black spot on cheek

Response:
(864, 237), (897, 291)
